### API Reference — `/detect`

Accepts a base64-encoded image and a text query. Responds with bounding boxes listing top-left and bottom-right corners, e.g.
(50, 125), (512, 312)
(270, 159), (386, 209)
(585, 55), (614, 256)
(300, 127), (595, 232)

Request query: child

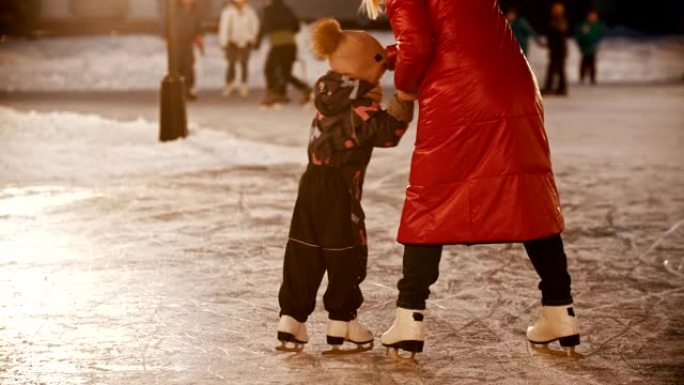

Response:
(218, 0), (260, 98)
(575, 10), (606, 85)
(276, 18), (414, 354)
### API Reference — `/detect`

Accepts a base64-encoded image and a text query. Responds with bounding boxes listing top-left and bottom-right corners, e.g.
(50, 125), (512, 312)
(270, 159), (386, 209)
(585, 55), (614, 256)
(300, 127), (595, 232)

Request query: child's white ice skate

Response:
(527, 304), (580, 356)
(322, 319), (374, 355)
(276, 315), (308, 353)
(381, 307), (425, 361)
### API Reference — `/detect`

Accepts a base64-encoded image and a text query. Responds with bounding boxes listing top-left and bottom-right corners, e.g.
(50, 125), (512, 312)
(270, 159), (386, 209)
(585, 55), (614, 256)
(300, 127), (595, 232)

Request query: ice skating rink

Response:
(1, 35), (683, 384)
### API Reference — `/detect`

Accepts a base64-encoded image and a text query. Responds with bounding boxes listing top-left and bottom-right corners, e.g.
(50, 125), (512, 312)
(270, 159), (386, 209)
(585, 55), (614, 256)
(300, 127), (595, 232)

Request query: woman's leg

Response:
(523, 234), (573, 306)
(396, 244), (443, 310)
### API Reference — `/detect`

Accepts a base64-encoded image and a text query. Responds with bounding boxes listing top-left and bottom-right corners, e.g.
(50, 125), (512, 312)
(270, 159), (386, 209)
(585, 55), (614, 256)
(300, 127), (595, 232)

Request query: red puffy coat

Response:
(388, 0), (565, 244)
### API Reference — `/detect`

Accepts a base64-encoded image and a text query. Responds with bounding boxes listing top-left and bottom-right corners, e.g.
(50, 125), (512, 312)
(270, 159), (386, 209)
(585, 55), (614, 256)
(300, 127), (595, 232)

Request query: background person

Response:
(542, 2), (569, 96)
(219, 0), (260, 98)
(505, 7), (540, 56)
(176, 0), (204, 101)
(575, 10), (607, 85)
(257, 0), (312, 107)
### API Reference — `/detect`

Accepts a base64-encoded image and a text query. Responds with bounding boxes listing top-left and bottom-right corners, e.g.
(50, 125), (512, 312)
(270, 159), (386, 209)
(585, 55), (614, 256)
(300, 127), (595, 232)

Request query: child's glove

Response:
(363, 85), (383, 104)
(387, 93), (415, 123)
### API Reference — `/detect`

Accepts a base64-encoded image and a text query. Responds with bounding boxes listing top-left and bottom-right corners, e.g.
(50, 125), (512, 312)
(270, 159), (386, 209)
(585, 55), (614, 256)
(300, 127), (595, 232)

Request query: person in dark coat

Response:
(542, 2), (569, 96)
(575, 10), (607, 84)
(257, 0), (312, 106)
(276, 18), (414, 353)
(176, 0), (203, 100)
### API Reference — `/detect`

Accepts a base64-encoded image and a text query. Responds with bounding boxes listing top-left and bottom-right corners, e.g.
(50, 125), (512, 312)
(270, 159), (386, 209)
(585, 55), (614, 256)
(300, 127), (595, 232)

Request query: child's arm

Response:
(353, 94), (415, 148)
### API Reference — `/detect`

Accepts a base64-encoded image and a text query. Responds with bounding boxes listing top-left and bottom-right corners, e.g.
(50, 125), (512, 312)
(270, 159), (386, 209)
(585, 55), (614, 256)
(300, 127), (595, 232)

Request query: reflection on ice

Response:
(0, 186), (94, 216)
(657, 220), (684, 278)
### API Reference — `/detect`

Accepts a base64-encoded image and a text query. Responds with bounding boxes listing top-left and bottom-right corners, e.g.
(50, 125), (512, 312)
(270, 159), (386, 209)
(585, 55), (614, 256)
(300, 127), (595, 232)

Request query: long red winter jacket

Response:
(388, 0), (565, 244)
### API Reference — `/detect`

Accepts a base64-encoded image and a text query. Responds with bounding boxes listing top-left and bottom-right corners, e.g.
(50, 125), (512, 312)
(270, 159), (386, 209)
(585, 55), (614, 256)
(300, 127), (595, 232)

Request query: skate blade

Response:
(275, 341), (305, 353)
(527, 342), (583, 359)
(322, 342), (373, 356)
(385, 347), (419, 364)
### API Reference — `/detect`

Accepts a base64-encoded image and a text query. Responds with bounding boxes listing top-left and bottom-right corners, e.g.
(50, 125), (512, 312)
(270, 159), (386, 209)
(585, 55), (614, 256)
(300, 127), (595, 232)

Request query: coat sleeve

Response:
(353, 96), (414, 148)
(218, 8), (229, 48)
(249, 8), (260, 44)
(386, 0), (434, 94)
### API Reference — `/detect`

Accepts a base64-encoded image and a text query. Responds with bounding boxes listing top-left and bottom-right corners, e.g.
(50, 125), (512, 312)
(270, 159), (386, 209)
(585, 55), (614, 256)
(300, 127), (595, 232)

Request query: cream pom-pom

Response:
(310, 18), (344, 59)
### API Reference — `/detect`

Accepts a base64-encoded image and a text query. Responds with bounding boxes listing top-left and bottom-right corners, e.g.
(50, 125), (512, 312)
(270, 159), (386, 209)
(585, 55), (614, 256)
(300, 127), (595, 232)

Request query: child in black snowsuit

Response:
(276, 18), (414, 354)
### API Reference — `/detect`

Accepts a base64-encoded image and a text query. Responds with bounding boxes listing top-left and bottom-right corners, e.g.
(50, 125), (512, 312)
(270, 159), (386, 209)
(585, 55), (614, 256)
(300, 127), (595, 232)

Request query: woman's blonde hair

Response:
(360, 0), (383, 20)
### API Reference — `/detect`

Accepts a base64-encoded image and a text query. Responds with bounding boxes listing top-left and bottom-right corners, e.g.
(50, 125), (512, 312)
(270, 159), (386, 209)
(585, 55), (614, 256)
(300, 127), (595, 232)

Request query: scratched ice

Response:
(0, 36), (683, 384)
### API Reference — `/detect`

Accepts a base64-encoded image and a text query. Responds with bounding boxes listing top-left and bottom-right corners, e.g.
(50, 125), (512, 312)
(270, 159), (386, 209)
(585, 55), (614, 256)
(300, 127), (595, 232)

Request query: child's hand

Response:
(364, 85), (383, 104)
(397, 90), (417, 101)
(387, 93), (415, 123)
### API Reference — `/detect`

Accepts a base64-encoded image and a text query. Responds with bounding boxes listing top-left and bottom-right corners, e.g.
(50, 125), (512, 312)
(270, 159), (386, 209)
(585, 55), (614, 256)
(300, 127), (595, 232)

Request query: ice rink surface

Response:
(0, 33), (683, 384)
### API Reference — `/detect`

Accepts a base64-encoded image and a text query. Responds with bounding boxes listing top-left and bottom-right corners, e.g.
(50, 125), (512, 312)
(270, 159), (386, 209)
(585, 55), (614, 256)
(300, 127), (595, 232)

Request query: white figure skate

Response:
(275, 315), (308, 353)
(527, 304), (580, 356)
(381, 307), (425, 360)
(322, 319), (374, 355)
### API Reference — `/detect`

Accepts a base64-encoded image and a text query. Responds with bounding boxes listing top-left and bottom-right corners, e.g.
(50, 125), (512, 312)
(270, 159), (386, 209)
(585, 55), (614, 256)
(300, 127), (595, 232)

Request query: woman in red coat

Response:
(362, 0), (580, 357)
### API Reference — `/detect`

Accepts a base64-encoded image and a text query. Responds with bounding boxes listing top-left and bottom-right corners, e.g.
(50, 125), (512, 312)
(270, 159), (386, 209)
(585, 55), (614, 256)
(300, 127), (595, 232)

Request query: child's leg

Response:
(323, 247), (366, 321)
(278, 239), (326, 323)
(523, 234), (573, 305)
(396, 244), (443, 310)
(226, 45), (237, 85)
(239, 47), (250, 84)
(278, 173), (326, 323)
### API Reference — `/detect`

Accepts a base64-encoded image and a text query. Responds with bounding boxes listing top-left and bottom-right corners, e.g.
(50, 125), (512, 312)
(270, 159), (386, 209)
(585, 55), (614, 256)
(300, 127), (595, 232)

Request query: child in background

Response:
(218, 0), (260, 98)
(575, 10), (607, 85)
(276, 18), (414, 355)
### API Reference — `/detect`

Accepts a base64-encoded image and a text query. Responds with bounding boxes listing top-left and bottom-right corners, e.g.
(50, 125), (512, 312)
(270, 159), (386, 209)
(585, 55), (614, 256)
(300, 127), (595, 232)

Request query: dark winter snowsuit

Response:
(279, 72), (413, 323)
(543, 15), (569, 95)
(258, 0), (309, 96)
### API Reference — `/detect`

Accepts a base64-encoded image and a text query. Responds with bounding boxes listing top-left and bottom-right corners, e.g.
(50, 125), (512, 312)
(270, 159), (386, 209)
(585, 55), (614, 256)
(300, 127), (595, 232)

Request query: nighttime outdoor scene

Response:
(0, 0), (682, 384)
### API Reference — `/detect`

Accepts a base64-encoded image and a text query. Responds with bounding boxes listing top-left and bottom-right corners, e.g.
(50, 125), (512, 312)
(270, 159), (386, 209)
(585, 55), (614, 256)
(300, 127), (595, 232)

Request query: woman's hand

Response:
(397, 90), (418, 101)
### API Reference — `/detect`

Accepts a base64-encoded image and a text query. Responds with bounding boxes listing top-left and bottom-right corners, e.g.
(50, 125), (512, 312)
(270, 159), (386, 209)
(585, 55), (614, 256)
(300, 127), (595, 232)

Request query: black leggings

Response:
(225, 44), (251, 84)
(396, 234), (573, 310)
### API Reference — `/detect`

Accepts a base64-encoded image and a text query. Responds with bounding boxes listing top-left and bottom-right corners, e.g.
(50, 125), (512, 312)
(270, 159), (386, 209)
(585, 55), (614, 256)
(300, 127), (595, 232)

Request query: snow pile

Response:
(0, 29), (681, 92)
(0, 106), (304, 184)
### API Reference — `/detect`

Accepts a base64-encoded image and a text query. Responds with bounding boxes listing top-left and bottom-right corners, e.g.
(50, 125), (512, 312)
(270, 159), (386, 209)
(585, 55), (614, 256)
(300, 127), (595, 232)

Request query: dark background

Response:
(498, 0), (684, 34)
(1, 0), (683, 36)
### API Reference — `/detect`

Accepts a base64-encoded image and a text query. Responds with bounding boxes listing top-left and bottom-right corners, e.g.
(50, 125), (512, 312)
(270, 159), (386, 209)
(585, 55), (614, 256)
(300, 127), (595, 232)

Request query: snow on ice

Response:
(0, 106), (303, 184)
